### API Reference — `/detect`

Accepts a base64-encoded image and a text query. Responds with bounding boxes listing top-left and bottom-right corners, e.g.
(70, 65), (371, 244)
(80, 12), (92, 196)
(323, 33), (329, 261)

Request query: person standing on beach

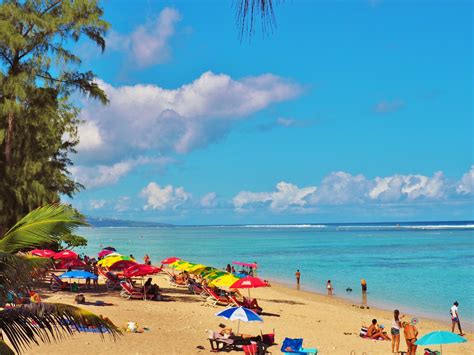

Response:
(403, 320), (418, 355)
(326, 280), (333, 295)
(361, 279), (367, 293)
(295, 270), (301, 285)
(450, 301), (465, 335)
(391, 309), (404, 353)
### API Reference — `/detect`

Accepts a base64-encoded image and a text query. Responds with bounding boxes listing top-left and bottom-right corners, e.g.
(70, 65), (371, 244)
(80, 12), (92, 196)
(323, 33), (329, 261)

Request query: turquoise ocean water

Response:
(77, 222), (474, 325)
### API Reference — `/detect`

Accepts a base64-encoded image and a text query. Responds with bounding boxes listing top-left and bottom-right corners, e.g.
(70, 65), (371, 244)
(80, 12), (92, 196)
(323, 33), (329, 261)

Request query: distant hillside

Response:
(86, 216), (173, 228)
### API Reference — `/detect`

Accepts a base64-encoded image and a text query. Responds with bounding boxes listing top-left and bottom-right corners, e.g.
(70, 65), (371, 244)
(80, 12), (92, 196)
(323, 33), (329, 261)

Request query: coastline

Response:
(22, 273), (473, 355)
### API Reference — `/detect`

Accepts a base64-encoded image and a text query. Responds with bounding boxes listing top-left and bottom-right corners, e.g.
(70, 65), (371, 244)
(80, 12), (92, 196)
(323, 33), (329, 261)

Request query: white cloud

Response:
(141, 182), (191, 210)
(71, 157), (173, 189)
(369, 172), (446, 201)
(456, 166), (474, 195)
(89, 199), (106, 209)
(108, 7), (181, 67)
(77, 121), (103, 152)
(114, 196), (131, 212)
(311, 172), (371, 205)
(200, 192), (217, 208)
(79, 71), (301, 163)
(234, 181), (317, 212)
(374, 100), (405, 114)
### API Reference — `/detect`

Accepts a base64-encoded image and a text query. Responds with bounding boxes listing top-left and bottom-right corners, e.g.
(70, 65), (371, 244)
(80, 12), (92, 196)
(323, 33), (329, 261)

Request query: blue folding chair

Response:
(280, 338), (317, 354)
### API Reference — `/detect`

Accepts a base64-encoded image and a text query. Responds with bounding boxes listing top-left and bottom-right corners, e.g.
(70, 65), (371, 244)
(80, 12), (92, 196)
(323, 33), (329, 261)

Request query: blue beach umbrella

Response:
(416, 331), (467, 354)
(215, 306), (263, 333)
(60, 270), (98, 280)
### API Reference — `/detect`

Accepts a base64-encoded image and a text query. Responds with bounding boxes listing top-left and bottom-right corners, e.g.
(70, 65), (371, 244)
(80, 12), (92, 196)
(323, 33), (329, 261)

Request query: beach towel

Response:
(281, 338), (306, 354)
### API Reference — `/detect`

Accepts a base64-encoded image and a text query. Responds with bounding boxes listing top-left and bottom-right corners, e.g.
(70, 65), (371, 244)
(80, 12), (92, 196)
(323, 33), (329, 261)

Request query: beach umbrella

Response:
(103, 246), (116, 251)
(169, 260), (188, 268)
(98, 249), (114, 258)
(108, 260), (137, 271)
(123, 264), (162, 278)
(31, 249), (56, 258)
(56, 259), (86, 270)
(196, 267), (217, 276)
(415, 331), (467, 354)
(161, 256), (180, 264)
(230, 276), (269, 299)
(60, 270), (98, 280)
(174, 262), (196, 271)
(216, 306), (262, 333)
(209, 274), (241, 288)
(97, 255), (134, 267)
(187, 264), (207, 273)
(203, 271), (229, 281)
(101, 252), (122, 259)
(53, 250), (78, 260)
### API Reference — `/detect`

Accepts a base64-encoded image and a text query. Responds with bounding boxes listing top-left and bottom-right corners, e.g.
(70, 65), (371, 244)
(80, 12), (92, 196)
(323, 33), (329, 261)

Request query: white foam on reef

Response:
(242, 224), (327, 228)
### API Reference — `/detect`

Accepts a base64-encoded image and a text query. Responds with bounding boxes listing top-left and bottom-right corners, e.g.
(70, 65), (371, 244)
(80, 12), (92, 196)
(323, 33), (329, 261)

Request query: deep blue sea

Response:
(77, 221), (474, 325)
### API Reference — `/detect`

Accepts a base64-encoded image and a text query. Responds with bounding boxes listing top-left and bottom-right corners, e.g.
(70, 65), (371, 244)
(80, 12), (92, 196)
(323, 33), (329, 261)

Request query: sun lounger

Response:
(119, 281), (154, 300)
(228, 294), (263, 314)
(202, 286), (231, 307)
(168, 275), (189, 288)
(281, 337), (317, 354)
(50, 273), (69, 292)
(207, 330), (239, 352)
(98, 268), (123, 291)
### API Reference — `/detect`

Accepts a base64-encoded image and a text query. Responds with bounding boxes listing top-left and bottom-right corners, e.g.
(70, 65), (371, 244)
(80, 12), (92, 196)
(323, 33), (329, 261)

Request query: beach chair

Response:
(207, 330), (238, 352)
(119, 281), (154, 300)
(50, 273), (69, 292)
(202, 286), (231, 307)
(280, 338), (317, 354)
(168, 274), (189, 288)
(228, 294), (263, 314)
(98, 268), (123, 291)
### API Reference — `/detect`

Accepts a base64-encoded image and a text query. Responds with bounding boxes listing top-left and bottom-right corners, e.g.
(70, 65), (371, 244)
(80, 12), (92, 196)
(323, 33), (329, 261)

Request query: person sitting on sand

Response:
(143, 278), (161, 300)
(367, 319), (390, 340)
(403, 320), (418, 355)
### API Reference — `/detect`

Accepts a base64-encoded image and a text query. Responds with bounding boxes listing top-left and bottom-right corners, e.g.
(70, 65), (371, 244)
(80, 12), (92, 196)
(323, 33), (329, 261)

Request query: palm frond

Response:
(235, 0), (279, 40)
(0, 252), (41, 301)
(0, 303), (120, 354)
(0, 204), (87, 254)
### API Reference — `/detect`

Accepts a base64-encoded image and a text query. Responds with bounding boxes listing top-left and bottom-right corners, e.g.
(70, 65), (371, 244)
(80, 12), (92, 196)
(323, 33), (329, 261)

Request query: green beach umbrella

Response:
(203, 271), (229, 281)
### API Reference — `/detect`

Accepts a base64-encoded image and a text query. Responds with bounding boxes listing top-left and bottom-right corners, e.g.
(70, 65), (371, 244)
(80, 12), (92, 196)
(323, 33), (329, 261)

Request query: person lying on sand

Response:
(367, 319), (390, 340)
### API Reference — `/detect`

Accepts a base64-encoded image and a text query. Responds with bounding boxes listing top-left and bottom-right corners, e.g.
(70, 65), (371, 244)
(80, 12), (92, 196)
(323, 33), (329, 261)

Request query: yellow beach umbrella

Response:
(203, 270), (230, 281)
(169, 260), (188, 268)
(187, 264), (207, 274)
(209, 274), (240, 288)
(98, 255), (134, 268)
(174, 262), (196, 271)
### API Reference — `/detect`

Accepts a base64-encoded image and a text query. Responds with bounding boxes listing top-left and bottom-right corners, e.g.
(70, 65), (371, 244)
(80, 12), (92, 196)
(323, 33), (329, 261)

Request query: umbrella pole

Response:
(440, 344), (442, 355)
(237, 319), (240, 335)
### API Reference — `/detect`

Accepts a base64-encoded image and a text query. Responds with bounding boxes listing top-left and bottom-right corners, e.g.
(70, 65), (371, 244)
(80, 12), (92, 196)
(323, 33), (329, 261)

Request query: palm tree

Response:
(236, 0), (279, 40)
(0, 204), (120, 354)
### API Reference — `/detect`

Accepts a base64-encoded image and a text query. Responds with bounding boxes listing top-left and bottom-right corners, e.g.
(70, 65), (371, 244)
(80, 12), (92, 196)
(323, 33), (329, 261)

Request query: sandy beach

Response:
(18, 274), (473, 355)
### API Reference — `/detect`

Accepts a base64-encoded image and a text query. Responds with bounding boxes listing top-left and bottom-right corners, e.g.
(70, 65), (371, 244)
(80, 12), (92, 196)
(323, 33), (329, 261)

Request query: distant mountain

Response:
(86, 216), (173, 228)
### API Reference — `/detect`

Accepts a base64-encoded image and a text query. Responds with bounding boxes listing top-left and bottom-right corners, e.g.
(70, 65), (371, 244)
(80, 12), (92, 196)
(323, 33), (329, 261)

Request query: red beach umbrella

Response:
(98, 249), (114, 258)
(161, 256), (180, 265)
(56, 259), (86, 270)
(31, 249), (56, 258)
(230, 276), (268, 289)
(108, 260), (137, 271)
(53, 250), (78, 260)
(123, 264), (162, 278)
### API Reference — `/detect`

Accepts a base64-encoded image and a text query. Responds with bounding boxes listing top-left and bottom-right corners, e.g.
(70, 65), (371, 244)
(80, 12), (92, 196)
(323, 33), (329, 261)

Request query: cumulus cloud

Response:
(114, 196), (131, 212)
(233, 182), (317, 212)
(232, 168), (473, 212)
(89, 199), (106, 209)
(200, 192), (217, 208)
(369, 172), (446, 201)
(374, 100), (405, 114)
(78, 71), (301, 164)
(77, 121), (103, 152)
(456, 166), (474, 195)
(71, 157), (173, 189)
(141, 182), (191, 210)
(107, 7), (181, 67)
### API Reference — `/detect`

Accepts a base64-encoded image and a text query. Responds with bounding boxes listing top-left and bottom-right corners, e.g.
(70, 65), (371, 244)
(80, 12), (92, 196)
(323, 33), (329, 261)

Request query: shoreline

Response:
(270, 278), (474, 331)
(22, 272), (473, 354)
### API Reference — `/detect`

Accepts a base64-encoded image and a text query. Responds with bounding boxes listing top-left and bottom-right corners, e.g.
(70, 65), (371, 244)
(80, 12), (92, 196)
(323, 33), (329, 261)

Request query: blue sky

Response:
(66, 0), (473, 224)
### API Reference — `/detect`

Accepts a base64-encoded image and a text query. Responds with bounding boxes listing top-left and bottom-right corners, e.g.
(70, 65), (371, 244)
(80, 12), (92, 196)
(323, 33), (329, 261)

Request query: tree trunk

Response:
(5, 111), (14, 166)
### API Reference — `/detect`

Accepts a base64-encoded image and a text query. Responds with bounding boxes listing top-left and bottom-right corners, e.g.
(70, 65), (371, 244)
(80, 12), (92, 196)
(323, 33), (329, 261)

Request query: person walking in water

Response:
(326, 280), (333, 295)
(295, 270), (301, 285)
(450, 301), (465, 336)
(361, 278), (367, 293)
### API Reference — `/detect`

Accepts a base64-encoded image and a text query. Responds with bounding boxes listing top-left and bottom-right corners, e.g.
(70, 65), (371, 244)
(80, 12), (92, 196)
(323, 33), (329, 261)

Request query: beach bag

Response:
(359, 326), (368, 337)
(424, 349), (440, 355)
(74, 294), (85, 304)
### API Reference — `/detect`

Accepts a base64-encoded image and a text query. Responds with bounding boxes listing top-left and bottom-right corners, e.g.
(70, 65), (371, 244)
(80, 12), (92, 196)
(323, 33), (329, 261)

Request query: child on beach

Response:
(326, 280), (333, 295)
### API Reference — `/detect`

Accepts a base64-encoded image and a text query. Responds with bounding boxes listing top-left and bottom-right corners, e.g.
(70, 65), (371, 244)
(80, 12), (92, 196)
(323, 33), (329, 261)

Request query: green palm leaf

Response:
(0, 303), (120, 354)
(0, 204), (87, 253)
